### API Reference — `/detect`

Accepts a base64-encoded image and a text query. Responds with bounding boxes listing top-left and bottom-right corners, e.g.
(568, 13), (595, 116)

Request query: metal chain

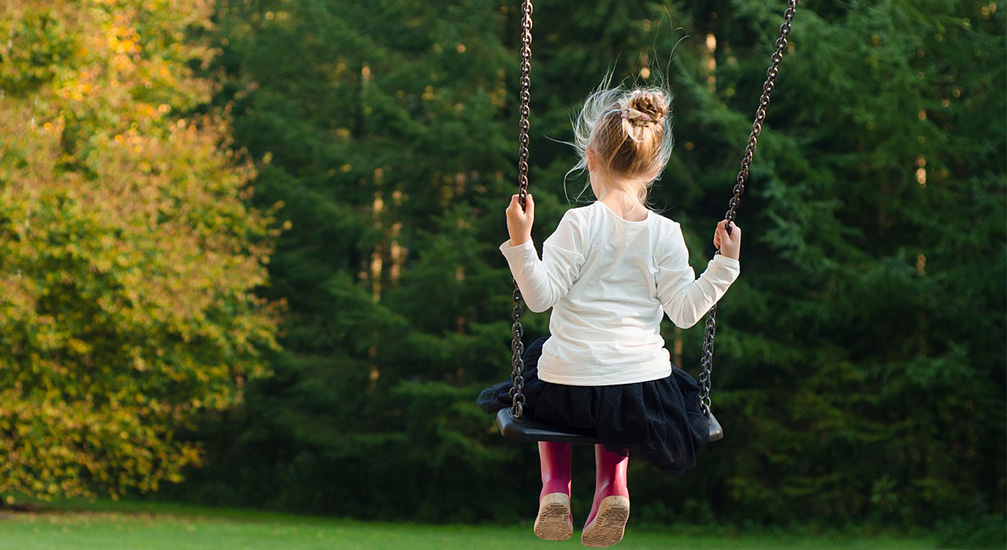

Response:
(504, 0), (796, 422)
(698, 0), (797, 419)
(509, 0), (534, 420)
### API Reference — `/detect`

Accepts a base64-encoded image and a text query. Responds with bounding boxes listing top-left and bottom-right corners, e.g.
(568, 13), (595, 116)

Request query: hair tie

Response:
(620, 107), (655, 126)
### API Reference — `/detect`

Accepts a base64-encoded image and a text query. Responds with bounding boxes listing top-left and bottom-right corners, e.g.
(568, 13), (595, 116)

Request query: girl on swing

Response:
(479, 83), (741, 547)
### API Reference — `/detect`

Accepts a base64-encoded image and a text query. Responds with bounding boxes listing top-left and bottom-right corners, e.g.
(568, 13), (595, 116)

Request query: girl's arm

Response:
(500, 197), (585, 313)
(656, 223), (741, 328)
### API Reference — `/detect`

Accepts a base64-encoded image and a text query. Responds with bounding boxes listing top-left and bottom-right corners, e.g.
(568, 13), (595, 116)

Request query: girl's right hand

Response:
(506, 193), (535, 246)
(714, 220), (741, 260)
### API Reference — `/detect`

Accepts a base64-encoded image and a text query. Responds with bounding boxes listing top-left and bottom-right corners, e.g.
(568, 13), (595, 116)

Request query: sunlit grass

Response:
(0, 500), (938, 550)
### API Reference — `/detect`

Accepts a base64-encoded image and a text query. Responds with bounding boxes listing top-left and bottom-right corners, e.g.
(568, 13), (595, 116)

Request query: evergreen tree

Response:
(178, 0), (530, 518)
(631, 0), (1006, 528)
(183, 0), (1004, 532)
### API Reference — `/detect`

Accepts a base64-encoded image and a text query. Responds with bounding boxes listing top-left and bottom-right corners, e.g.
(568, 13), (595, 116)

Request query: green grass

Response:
(0, 500), (939, 550)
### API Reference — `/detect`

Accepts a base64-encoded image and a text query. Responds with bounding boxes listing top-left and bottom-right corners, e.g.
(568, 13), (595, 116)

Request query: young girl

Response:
(480, 84), (741, 547)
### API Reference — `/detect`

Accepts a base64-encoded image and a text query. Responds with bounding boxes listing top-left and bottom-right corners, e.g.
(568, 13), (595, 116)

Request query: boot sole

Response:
(534, 493), (573, 541)
(581, 495), (630, 547)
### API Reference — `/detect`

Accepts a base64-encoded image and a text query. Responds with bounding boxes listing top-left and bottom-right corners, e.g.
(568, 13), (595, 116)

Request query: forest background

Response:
(0, 0), (1004, 543)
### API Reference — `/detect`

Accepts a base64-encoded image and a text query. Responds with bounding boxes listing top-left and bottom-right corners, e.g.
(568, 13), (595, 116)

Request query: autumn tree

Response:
(0, 0), (279, 501)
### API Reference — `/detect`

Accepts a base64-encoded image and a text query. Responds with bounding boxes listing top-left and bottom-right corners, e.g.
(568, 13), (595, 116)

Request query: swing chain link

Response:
(516, 0), (533, 208)
(510, 0), (534, 420)
(698, 304), (717, 416)
(700, 0), (797, 420)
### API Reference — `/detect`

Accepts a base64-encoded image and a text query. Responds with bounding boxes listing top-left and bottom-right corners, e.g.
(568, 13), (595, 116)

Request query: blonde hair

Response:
(570, 81), (673, 206)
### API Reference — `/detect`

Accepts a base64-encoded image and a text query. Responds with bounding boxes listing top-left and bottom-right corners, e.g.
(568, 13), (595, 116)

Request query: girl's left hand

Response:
(713, 219), (741, 260)
(506, 193), (535, 245)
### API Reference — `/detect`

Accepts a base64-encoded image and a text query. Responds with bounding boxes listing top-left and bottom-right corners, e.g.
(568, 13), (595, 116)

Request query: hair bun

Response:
(571, 83), (673, 199)
(624, 92), (668, 126)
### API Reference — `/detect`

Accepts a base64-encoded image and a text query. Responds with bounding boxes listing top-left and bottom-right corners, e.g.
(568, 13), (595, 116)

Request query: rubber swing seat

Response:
(495, 408), (724, 444)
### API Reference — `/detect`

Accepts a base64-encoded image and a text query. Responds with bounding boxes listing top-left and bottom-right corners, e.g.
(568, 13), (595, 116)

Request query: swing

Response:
(496, 0), (798, 444)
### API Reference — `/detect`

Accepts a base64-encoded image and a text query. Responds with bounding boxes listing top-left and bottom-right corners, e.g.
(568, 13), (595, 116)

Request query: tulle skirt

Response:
(478, 337), (709, 475)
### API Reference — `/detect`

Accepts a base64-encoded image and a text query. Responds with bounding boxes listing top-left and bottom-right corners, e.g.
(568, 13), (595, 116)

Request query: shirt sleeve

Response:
(655, 224), (740, 328)
(499, 210), (585, 313)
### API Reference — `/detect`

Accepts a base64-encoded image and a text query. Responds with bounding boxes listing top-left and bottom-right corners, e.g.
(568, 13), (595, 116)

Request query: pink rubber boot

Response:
(534, 441), (573, 541)
(581, 445), (630, 547)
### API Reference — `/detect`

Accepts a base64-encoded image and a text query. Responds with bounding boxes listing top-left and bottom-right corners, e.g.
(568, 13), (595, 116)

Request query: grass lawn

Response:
(0, 500), (939, 550)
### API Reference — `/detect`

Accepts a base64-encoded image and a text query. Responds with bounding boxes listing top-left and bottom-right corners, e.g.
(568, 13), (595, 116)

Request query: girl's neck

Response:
(596, 188), (647, 222)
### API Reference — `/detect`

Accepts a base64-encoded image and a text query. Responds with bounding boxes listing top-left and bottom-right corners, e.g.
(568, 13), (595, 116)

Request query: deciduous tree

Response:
(0, 0), (279, 501)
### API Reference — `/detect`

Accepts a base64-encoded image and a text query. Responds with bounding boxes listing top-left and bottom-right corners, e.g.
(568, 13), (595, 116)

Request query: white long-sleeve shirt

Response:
(500, 201), (740, 386)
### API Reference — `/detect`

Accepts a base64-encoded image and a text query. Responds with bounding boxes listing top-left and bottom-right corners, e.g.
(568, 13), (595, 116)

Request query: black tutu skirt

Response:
(478, 337), (709, 475)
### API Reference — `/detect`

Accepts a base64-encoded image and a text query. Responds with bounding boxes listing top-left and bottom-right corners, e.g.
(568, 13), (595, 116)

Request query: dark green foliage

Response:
(172, 0), (1004, 531)
(632, 0), (1005, 530)
(936, 513), (1007, 549)
(171, 0), (531, 519)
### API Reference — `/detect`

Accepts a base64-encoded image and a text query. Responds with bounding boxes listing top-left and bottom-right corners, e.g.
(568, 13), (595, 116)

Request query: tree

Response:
(180, 0), (1004, 533)
(167, 0), (528, 518)
(632, 0), (1005, 528)
(0, 0), (279, 501)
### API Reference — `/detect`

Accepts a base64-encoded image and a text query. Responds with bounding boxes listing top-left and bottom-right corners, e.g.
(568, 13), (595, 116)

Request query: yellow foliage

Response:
(0, 0), (279, 501)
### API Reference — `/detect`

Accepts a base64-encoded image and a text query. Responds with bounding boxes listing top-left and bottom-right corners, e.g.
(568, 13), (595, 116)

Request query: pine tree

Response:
(182, 0), (1004, 530)
(177, 0), (531, 518)
(633, 0), (1006, 527)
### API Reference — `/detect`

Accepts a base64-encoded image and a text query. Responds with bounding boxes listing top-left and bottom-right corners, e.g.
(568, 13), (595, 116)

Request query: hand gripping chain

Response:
(698, 0), (798, 420)
(510, 0), (534, 420)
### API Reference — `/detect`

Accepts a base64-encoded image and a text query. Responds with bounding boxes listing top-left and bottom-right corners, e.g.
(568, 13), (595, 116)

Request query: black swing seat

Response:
(495, 408), (724, 444)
